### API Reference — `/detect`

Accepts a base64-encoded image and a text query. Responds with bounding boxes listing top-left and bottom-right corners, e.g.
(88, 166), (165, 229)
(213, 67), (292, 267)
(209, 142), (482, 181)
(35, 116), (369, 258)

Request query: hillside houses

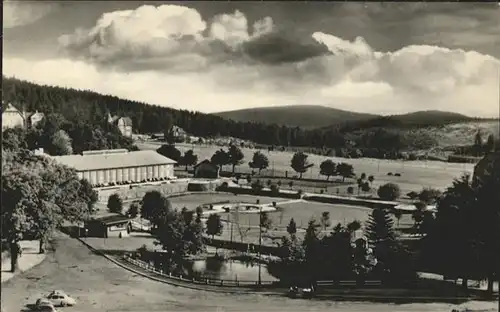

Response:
(2, 102), (45, 131)
(107, 113), (133, 138)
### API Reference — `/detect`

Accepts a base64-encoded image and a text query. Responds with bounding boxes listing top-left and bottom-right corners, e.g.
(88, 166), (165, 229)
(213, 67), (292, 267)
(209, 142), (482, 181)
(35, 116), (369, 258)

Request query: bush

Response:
(220, 182), (229, 190)
(418, 188), (442, 204)
(251, 180), (264, 193)
(347, 186), (354, 195)
(387, 172), (393, 176)
(407, 191), (419, 200)
(270, 183), (280, 195)
(394, 173), (402, 177)
(377, 183), (401, 201)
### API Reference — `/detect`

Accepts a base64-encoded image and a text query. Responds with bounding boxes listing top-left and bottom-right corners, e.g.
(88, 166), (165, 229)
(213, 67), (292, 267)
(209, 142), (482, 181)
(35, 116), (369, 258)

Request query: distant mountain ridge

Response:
(214, 105), (491, 129)
(213, 105), (378, 129)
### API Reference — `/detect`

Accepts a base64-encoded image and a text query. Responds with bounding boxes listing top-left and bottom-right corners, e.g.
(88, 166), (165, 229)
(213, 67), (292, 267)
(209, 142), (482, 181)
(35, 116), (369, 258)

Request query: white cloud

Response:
(3, 4), (500, 118)
(59, 5), (275, 68)
(3, 0), (58, 29)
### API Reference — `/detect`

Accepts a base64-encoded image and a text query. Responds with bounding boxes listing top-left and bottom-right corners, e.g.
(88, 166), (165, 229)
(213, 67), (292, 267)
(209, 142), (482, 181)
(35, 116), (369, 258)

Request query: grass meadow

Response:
(137, 142), (475, 195)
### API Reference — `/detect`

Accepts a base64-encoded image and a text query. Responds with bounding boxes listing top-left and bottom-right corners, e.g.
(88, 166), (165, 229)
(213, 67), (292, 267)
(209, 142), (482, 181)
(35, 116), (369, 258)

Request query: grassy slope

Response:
(213, 105), (378, 128)
(409, 120), (499, 149)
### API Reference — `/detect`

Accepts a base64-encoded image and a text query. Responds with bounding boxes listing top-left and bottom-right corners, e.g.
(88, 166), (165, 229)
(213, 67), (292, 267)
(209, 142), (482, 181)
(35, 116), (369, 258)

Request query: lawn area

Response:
(169, 193), (413, 246)
(169, 193), (279, 210)
(214, 199), (415, 246)
(138, 142), (475, 195)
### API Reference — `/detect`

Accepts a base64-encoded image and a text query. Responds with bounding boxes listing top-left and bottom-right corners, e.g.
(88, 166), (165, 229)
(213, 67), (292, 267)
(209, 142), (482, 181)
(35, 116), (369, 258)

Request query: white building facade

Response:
(52, 149), (176, 186)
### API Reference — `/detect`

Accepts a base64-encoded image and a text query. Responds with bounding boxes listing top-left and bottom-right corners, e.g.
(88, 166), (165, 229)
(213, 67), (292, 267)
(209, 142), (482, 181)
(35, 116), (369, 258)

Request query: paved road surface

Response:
(1, 236), (496, 312)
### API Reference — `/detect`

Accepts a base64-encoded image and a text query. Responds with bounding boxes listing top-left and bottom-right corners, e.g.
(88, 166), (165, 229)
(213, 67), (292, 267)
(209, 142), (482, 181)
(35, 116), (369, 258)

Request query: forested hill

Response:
(1, 77), (495, 154)
(1, 77), (354, 148)
(214, 105), (378, 128)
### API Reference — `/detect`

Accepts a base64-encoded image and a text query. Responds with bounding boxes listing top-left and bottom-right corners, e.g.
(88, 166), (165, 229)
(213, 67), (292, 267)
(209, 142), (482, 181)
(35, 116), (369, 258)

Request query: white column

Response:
(153, 165), (159, 179)
(123, 167), (129, 182)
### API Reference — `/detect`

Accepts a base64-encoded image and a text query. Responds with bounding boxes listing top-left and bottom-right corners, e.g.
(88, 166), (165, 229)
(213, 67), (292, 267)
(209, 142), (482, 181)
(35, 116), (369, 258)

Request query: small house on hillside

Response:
(107, 113), (133, 138)
(193, 159), (220, 179)
(26, 111), (45, 128)
(2, 102), (45, 130)
(2, 102), (25, 130)
(84, 213), (133, 238)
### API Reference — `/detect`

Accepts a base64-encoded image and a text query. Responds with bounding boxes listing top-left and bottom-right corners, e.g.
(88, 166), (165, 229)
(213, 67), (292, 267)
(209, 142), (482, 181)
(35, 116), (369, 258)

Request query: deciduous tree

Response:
(140, 191), (171, 228)
(228, 145), (245, 174)
(50, 129), (73, 155)
(206, 213), (224, 248)
(336, 163), (355, 182)
(107, 193), (123, 214)
(290, 152), (313, 179)
(210, 149), (230, 167)
(156, 144), (182, 162)
(377, 183), (401, 201)
(319, 159), (336, 181)
(249, 151), (269, 174)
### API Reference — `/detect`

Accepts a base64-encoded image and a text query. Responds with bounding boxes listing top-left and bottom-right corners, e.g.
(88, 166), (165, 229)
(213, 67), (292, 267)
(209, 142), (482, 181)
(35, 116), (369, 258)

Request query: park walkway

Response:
(1, 240), (46, 283)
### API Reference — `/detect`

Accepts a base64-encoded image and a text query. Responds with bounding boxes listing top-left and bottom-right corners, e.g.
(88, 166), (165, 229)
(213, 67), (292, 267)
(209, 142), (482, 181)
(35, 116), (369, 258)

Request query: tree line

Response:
(2, 113), (136, 156)
(2, 140), (98, 272)
(4, 77), (443, 156)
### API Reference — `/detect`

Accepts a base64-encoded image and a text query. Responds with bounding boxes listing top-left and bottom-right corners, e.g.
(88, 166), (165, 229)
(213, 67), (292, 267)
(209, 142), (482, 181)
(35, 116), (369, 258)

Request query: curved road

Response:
(1, 236), (495, 312)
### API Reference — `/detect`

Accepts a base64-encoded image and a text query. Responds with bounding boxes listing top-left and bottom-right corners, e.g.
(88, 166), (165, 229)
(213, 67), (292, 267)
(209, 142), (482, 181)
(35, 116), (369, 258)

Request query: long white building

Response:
(51, 149), (176, 185)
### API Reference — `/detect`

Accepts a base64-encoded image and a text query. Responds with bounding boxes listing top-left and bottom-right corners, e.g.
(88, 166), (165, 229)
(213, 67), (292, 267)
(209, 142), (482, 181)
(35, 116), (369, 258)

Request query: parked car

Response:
(46, 290), (76, 307)
(287, 285), (315, 299)
(35, 299), (57, 312)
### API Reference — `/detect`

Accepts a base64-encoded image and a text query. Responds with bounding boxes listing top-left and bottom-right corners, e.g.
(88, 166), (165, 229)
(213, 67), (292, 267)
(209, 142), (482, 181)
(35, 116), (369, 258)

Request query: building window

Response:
(98, 170), (104, 184)
(83, 171), (90, 181)
(141, 166), (147, 180)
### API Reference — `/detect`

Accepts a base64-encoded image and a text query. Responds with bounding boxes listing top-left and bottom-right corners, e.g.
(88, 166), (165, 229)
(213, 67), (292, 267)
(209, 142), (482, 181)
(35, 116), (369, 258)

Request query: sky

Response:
(3, 1), (500, 117)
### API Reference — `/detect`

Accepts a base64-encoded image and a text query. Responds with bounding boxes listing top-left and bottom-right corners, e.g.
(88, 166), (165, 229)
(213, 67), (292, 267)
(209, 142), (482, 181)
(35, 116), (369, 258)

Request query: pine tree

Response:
(364, 208), (398, 272)
(287, 218), (297, 236)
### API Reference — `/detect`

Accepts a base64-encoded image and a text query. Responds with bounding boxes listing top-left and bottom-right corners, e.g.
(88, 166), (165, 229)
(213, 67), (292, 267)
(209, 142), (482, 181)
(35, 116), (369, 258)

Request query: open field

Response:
(1, 236), (496, 312)
(137, 142), (475, 195)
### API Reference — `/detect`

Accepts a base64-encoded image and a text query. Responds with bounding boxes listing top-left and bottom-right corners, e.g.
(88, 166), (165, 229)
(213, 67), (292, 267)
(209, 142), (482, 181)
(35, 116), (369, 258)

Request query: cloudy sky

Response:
(3, 1), (500, 117)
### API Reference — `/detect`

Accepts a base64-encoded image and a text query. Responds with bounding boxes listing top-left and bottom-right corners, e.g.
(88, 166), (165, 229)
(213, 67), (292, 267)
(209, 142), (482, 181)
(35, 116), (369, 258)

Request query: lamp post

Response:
(258, 205), (262, 286)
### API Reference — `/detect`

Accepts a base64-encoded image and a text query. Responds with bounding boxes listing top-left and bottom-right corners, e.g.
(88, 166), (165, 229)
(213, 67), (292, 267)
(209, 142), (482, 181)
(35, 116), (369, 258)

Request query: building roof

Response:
(109, 115), (132, 127)
(51, 149), (176, 171)
(90, 213), (132, 226)
(194, 159), (219, 169)
(120, 117), (133, 126)
(2, 103), (23, 114)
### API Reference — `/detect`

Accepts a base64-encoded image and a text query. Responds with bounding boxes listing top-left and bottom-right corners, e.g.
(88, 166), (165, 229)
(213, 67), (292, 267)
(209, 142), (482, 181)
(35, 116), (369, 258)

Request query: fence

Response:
(123, 255), (389, 290)
(122, 256), (275, 288)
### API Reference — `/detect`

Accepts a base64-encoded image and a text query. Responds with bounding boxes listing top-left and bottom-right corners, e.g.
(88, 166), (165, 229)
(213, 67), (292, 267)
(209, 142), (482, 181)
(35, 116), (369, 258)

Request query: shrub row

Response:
(216, 184), (397, 210)
(217, 184), (302, 200)
(92, 177), (171, 188)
